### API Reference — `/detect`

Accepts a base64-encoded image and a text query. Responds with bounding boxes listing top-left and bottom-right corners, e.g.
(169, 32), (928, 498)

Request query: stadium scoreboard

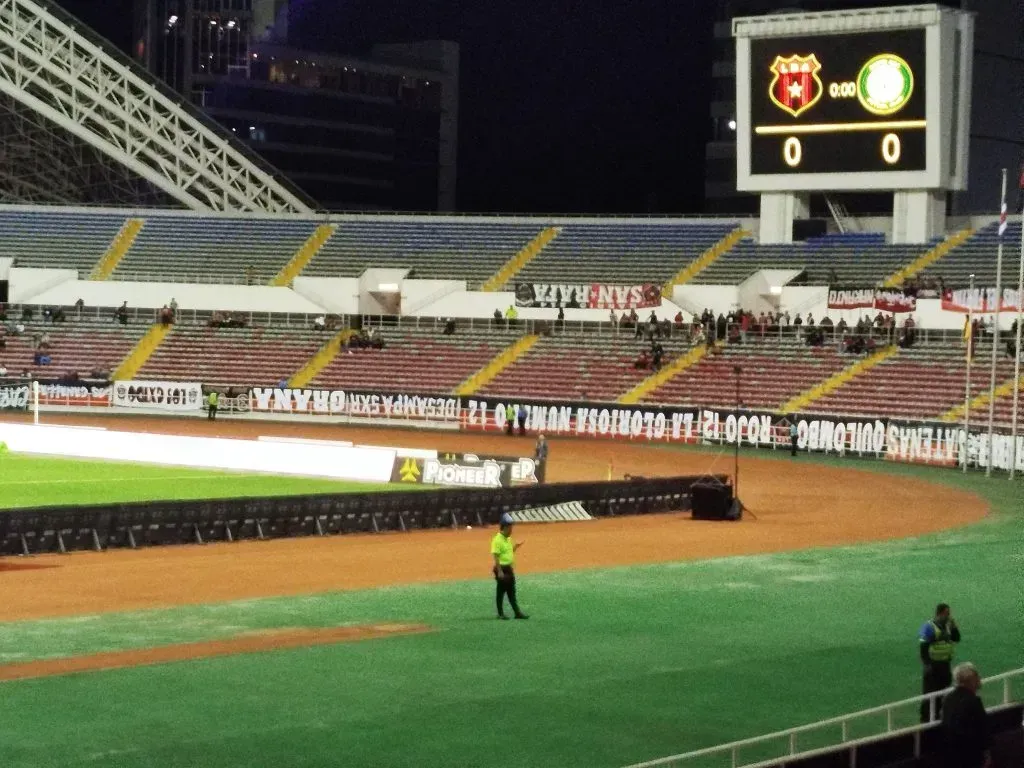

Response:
(734, 5), (974, 192)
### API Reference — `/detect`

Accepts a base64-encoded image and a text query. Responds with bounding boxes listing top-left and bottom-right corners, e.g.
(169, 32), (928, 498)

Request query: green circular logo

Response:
(857, 54), (914, 116)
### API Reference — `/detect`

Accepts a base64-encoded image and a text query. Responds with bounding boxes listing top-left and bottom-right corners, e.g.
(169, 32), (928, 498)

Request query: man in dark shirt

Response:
(941, 662), (990, 768)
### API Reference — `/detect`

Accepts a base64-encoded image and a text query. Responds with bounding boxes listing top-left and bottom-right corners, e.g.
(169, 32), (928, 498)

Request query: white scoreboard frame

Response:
(734, 4), (974, 193)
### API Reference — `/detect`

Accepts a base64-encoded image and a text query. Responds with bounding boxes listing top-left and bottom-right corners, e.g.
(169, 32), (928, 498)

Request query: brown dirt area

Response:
(0, 623), (433, 682)
(0, 412), (988, 627)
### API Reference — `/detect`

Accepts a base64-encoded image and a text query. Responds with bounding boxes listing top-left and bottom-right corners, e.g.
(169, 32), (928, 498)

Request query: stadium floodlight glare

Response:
(728, 119), (737, 131)
(378, 283), (400, 292)
(167, 14), (178, 25)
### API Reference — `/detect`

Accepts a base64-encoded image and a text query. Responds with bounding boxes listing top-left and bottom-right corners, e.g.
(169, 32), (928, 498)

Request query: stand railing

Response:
(622, 667), (1024, 768)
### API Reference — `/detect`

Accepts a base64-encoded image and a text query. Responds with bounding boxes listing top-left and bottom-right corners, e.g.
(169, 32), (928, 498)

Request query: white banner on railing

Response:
(250, 387), (461, 420)
(112, 380), (204, 412)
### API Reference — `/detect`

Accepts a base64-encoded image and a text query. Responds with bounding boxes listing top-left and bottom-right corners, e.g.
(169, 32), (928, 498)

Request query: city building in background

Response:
(132, 0), (458, 211)
(706, 0), (1023, 216)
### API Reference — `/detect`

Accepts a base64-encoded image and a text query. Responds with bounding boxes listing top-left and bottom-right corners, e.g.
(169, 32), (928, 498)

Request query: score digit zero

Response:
(782, 133), (902, 168)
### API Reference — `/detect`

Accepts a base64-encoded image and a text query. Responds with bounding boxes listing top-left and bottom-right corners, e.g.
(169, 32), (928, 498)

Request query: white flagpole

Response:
(964, 273), (975, 473)
(987, 169), (1008, 475)
(1011, 203), (1024, 480)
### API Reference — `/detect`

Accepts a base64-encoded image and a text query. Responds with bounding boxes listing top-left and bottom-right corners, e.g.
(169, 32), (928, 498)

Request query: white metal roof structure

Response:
(0, 0), (315, 213)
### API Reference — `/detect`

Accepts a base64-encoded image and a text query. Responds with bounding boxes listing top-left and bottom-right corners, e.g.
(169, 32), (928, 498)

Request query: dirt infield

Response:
(0, 623), (434, 682)
(0, 412), (988, 625)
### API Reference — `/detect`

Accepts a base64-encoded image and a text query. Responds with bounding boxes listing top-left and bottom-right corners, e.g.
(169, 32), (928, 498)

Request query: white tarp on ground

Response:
(0, 423), (397, 483)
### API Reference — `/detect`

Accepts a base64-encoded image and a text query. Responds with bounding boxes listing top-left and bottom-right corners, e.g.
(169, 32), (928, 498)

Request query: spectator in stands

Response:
(899, 317), (917, 349)
(0, 362), (6, 377)
(806, 313), (815, 328)
(74, 298), (84, 318)
(782, 311), (791, 328)
(556, 307), (565, 330)
(941, 662), (990, 768)
(115, 301), (129, 325)
(504, 305), (518, 325)
(727, 323), (741, 345)
(493, 308), (502, 323)
(835, 317), (848, 336)
(169, 298), (179, 322)
(21, 306), (33, 321)
(39, 332), (51, 350)
(229, 313), (247, 329)
(608, 310), (618, 326)
(818, 316), (834, 340)
(660, 318), (672, 339)
(716, 313), (727, 341)
(12, 320), (25, 336)
(21, 369), (30, 379)
(277, 378), (288, 388)
(159, 305), (173, 326)
(245, 265), (257, 285)
(209, 311), (224, 328)
(51, 306), (66, 323)
(634, 349), (650, 369)
(443, 318), (456, 336)
(805, 327), (825, 347)
(673, 311), (684, 329)
(739, 310), (750, 342)
(627, 309), (639, 328)
(793, 313), (804, 337)
(651, 342), (664, 369)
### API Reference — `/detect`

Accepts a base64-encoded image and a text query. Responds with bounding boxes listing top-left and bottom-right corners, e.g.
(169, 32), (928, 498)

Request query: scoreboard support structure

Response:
(733, 4), (974, 246)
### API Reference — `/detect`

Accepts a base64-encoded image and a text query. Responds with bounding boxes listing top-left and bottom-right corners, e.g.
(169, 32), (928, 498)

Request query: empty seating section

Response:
(0, 319), (145, 378)
(693, 233), (931, 286)
(306, 220), (544, 284)
(310, 326), (518, 393)
(917, 222), (1023, 288)
(480, 334), (692, 402)
(642, 337), (850, 410)
(0, 209), (125, 275)
(516, 223), (737, 285)
(137, 326), (325, 386)
(811, 344), (1020, 425)
(114, 215), (316, 283)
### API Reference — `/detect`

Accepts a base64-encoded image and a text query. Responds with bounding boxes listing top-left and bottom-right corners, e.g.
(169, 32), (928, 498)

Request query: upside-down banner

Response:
(515, 283), (662, 310)
(941, 287), (1024, 314)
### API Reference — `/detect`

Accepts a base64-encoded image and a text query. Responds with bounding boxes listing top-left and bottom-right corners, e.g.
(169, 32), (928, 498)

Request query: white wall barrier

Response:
(0, 422), (398, 482)
(112, 381), (204, 411)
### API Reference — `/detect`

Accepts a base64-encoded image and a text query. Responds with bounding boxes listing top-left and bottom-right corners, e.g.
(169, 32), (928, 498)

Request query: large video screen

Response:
(749, 30), (927, 176)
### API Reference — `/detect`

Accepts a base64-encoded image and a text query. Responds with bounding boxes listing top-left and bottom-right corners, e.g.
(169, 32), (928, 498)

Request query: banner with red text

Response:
(828, 289), (916, 313)
(515, 283), (662, 310)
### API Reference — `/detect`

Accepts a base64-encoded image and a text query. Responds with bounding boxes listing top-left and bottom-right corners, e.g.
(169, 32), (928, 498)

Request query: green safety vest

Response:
(927, 621), (954, 662)
(208, 392), (219, 406)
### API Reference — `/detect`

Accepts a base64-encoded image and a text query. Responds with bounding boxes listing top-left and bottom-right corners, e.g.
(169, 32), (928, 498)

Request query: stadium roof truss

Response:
(0, 0), (315, 213)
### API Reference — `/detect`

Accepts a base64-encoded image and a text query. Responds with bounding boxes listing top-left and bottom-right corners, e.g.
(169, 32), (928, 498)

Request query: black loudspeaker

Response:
(792, 218), (828, 242)
(691, 482), (742, 521)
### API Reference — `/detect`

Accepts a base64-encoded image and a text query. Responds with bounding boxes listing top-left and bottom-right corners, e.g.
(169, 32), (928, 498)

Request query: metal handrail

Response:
(622, 667), (1024, 768)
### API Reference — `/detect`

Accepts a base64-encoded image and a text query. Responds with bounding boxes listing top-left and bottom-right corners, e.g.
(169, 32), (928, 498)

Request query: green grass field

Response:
(0, 454), (397, 509)
(0, 450), (1021, 768)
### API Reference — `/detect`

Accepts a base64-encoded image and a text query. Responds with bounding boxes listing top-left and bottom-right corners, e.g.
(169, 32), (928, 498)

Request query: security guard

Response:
(491, 513), (528, 620)
(789, 419), (798, 456)
(504, 403), (515, 435)
(919, 602), (961, 722)
(207, 390), (219, 421)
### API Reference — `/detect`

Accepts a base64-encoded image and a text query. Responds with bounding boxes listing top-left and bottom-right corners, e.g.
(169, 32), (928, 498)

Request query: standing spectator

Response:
(608, 309), (618, 326)
(443, 318), (456, 336)
(556, 306), (565, 332)
(534, 435), (548, 483)
(169, 298), (179, 322)
(941, 662), (990, 768)
(517, 404), (528, 436)
(115, 301), (129, 325)
(207, 390), (219, 421)
(74, 297), (85, 319)
(504, 403), (515, 435)
(920, 602), (961, 722)
(0, 362), (6, 377)
(493, 308), (502, 323)
(789, 420), (798, 457)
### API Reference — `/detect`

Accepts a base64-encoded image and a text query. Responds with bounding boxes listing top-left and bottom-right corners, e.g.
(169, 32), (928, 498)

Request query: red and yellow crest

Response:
(768, 54), (823, 118)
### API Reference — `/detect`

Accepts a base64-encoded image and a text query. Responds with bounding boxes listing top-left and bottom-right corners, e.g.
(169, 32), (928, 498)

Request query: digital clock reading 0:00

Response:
(857, 53), (914, 115)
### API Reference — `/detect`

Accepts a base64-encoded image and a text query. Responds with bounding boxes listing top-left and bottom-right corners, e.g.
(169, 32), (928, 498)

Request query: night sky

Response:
(56, 0), (716, 214)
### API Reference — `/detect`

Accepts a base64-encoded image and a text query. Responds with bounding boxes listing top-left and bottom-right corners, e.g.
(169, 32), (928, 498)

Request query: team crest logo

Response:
(769, 54), (823, 118)
(398, 458), (421, 483)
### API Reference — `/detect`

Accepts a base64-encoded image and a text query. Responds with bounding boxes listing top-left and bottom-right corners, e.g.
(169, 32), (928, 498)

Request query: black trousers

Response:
(208, 405), (217, 421)
(790, 435), (798, 456)
(495, 565), (522, 617)
(920, 662), (952, 722)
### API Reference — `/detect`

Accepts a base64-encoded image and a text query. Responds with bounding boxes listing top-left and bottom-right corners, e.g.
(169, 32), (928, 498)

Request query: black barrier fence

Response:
(0, 475), (724, 557)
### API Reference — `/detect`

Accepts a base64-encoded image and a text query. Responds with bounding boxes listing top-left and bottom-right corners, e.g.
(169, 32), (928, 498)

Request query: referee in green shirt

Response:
(491, 513), (528, 620)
